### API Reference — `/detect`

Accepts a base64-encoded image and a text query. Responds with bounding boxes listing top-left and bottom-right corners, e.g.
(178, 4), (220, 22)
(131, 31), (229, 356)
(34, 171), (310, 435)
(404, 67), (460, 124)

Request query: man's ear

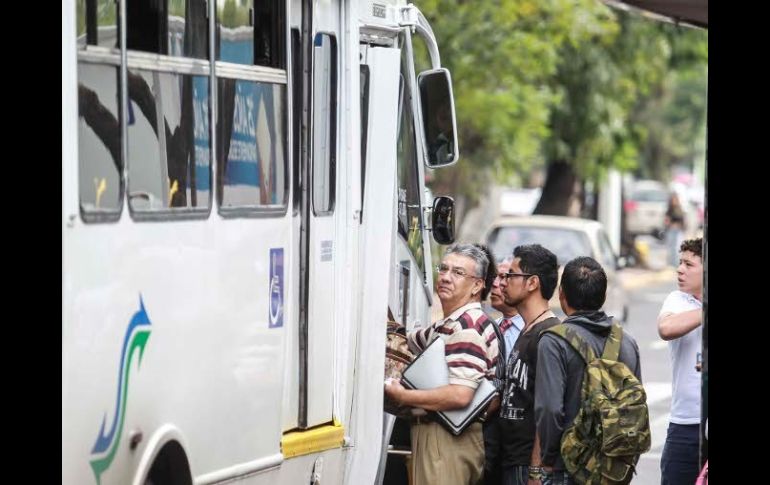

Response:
(473, 278), (484, 296)
(559, 286), (569, 315)
(528, 274), (540, 293)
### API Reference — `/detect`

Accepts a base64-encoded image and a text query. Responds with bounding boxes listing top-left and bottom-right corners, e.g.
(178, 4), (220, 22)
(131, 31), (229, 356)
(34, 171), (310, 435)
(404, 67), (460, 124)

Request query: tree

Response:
(536, 9), (673, 215)
(419, 1), (708, 219)
(419, 0), (578, 211)
(631, 25), (708, 181)
(535, 11), (707, 215)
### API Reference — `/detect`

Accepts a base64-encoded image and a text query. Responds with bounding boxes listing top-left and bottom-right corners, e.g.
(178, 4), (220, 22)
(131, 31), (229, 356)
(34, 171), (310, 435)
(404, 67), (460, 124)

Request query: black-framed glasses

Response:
(436, 264), (481, 280)
(503, 271), (534, 280)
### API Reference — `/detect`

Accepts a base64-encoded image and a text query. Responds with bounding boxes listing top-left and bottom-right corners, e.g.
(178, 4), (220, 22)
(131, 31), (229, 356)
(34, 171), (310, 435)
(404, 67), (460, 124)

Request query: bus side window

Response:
(78, 63), (123, 218)
(126, 71), (212, 213)
(396, 43), (424, 273)
(217, 80), (287, 210)
(77, 0), (118, 49)
(77, 0), (122, 220)
(215, 0), (288, 213)
(124, 0), (212, 215)
(291, 28), (301, 216)
(312, 33), (338, 216)
(216, 0), (286, 69)
(127, 0), (208, 59)
(360, 64), (370, 221)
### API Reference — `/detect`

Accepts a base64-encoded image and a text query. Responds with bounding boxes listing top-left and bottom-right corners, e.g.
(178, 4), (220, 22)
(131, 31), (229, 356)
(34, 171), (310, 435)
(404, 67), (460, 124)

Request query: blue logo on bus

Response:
(90, 296), (152, 484)
(269, 248), (284, 328)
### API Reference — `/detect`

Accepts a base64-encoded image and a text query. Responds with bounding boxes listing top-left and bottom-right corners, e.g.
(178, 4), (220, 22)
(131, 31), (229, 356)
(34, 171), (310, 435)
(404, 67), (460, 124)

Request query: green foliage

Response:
(420, 0), (707, 208)
(421, 0), (579, 198)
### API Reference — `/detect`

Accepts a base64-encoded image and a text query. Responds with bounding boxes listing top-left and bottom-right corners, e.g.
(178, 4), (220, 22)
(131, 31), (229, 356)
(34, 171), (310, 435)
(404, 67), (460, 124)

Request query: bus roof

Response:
(603, 0), (707, 29)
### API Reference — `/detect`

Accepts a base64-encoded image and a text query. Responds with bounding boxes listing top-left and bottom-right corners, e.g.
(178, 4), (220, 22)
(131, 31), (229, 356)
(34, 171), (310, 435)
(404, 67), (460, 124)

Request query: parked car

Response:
(484, 215), (629, 322)
(624, 180), (669, 236)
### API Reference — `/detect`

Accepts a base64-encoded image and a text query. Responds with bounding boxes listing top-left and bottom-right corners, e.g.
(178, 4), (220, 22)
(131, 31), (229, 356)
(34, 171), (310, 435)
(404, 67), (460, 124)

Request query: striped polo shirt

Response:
(407, 302), (499, 389)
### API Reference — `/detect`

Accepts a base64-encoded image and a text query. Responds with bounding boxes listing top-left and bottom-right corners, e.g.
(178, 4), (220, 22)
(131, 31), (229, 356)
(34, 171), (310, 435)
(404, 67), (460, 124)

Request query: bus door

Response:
(358, 40), (402, 484)
(293, 0), (341, 429)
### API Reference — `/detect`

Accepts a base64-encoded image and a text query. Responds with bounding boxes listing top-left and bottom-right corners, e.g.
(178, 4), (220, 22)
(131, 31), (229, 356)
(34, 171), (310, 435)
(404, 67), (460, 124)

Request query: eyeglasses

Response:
(436, 264), (481, 280)
(502, 271), (534, 280)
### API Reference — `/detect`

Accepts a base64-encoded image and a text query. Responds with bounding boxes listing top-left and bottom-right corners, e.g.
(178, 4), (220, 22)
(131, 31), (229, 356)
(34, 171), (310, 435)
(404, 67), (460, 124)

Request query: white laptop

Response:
(401, 336), (497, 435)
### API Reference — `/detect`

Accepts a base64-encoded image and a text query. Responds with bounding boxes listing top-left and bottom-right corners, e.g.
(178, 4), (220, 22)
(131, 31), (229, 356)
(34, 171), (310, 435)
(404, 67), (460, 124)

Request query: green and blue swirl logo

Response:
(89, 296), (152, 484)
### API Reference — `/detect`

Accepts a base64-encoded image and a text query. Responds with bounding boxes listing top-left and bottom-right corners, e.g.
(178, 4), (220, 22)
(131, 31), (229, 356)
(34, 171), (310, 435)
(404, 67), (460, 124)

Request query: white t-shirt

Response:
(659, 290), (703, 424)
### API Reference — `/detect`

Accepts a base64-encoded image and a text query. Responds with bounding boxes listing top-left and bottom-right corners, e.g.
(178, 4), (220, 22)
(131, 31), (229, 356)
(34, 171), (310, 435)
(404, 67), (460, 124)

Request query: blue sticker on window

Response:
(269, 248), (284, 328)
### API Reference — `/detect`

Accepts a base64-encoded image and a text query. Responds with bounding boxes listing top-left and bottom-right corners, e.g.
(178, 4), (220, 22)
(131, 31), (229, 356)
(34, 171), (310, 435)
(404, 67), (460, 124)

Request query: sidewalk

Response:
(619, 266), (676, 291)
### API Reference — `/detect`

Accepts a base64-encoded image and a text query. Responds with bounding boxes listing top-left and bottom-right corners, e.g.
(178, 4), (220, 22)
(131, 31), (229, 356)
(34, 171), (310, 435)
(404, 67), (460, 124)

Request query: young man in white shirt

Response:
(658, 237), (703, 485)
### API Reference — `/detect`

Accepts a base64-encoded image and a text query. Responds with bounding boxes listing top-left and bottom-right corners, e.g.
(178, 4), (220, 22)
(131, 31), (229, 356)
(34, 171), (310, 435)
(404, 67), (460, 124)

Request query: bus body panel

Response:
(63, 0), (450, 483)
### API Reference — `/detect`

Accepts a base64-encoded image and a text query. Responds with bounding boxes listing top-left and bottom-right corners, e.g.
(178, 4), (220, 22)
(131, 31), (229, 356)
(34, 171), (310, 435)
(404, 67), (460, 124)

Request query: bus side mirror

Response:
(417, 69), (459, 168)
(432, 196), (455, 245)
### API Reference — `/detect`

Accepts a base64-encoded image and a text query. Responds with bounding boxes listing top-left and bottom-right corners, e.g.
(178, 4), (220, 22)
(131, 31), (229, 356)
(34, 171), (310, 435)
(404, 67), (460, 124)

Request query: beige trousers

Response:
(410, 421), (484, 485)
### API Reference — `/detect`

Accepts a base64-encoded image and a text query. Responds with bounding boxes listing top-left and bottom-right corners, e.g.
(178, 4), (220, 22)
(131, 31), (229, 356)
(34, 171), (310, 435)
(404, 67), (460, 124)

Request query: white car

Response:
(624, 180), (669, 236)
(484, 215), (629, 322)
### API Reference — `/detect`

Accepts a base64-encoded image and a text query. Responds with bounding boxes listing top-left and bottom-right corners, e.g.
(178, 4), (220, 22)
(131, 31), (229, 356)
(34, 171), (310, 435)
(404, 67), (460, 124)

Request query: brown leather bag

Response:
(384, 322), (416, 417)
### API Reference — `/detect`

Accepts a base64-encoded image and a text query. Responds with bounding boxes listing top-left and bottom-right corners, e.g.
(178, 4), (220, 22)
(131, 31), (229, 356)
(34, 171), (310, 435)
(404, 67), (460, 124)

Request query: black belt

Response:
(410, 414), (434, 425)
(411, 414), (486, 426)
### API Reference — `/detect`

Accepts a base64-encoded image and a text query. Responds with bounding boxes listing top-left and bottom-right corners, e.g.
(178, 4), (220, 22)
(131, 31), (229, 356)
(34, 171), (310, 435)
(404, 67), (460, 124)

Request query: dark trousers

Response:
(482, 417), (502, 485)
(501, 466), (528, 485)
(483, 418), (530, 485)
(661, 423), (700, 485)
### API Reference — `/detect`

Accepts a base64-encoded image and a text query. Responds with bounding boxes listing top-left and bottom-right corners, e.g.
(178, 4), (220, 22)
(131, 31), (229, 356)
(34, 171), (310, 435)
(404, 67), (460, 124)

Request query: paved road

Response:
(621, 276), (678, 484)
(421, 266), (682, 484)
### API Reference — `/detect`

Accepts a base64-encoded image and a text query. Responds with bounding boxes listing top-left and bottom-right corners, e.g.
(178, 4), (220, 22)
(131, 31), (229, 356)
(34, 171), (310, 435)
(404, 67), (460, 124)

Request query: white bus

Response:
(62, 0), (460, 483)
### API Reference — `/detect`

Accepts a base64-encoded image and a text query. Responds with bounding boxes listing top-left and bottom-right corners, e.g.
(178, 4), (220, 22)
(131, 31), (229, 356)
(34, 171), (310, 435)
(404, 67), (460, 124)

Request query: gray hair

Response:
(444, 243), (489, 279)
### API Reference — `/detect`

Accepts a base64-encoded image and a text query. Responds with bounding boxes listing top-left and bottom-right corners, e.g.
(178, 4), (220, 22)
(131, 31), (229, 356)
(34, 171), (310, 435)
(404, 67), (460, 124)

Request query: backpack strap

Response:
(543, 324), (596, 363)
(545, 321), (625, 363)
(489, 319), (506, 392)
(601, 321), (623, 362)
(491, 319), (506, 364)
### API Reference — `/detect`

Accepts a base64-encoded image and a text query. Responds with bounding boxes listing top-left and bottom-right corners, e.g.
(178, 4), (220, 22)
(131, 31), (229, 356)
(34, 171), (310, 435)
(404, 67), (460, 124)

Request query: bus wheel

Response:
(144, 441), (192, 485)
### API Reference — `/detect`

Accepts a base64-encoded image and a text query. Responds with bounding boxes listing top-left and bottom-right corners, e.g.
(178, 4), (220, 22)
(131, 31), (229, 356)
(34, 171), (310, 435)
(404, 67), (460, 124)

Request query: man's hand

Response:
(482, 395), (501, 420)
(385, 382), (474, 411)
(528, 465), (546, 485)
(536, 465), (553, 485)
(384, 378), (405, 405)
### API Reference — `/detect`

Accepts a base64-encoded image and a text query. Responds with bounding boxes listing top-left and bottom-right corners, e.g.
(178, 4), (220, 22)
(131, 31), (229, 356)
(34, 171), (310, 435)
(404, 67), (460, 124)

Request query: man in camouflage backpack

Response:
(535, 257), (649, 485)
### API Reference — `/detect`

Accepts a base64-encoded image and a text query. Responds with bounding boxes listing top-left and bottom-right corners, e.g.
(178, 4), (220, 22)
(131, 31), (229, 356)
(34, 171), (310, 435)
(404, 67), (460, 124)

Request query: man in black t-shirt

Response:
(497, 244), (559, 485)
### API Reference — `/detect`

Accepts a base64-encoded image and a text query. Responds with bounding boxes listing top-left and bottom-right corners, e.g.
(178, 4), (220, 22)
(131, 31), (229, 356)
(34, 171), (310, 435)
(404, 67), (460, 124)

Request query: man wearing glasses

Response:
(483, 256), (525, 485)
(384, 243), (499, 485)
(497, 244), (560, 485)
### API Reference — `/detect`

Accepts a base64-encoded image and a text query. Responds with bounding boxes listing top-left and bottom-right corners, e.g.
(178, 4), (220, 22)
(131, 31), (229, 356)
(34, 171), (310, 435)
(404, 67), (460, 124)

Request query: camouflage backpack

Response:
(544, 323), (651, 485)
